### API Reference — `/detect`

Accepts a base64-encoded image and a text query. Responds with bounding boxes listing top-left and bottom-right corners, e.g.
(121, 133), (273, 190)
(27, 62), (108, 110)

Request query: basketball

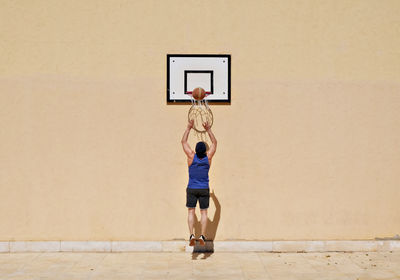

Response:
(192, 87), (206, 101)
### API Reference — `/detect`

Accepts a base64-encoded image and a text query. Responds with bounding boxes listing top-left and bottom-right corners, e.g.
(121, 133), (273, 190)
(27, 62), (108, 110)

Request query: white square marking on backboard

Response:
(186, 72), (212, 93)
(167, 54), (230, 103)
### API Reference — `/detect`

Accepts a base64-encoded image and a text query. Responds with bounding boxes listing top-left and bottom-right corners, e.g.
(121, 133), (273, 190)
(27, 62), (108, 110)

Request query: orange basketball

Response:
(192, 87), (206, 101)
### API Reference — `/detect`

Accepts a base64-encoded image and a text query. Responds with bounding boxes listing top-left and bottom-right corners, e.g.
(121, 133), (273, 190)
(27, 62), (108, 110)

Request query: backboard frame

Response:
(166, 54), (231, 104)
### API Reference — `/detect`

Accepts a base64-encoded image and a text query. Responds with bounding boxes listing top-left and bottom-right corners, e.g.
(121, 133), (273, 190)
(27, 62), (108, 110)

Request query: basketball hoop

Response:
(187, 88), (213, 135)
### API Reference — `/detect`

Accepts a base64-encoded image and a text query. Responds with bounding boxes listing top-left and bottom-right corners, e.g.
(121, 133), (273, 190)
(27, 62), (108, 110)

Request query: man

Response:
(181, 119), (217, 246)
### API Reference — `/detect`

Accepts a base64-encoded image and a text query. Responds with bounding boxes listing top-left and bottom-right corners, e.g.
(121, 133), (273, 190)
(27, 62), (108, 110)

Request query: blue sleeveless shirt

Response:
(188, 154), (210, 189)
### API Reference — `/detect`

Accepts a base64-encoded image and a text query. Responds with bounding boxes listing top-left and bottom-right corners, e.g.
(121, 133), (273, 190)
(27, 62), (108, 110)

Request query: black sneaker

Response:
(189, 234), (195, 246)
(199, 235), (206, 246)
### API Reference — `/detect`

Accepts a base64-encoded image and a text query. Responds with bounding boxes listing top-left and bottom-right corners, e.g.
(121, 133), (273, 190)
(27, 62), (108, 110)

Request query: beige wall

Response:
(1, 0), (399, 241)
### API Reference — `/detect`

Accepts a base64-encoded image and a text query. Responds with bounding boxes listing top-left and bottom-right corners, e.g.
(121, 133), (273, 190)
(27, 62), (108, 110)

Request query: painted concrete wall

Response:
(0, 0), (399, 241)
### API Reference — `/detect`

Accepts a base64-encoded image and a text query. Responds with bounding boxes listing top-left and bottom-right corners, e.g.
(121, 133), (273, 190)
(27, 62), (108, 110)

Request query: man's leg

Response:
(187, 208), (196, 246)
(199, 189), (210, 239)
(186, 187), (197, 240)
(187, 208), (196, 235)
(200, 209), (208, 236)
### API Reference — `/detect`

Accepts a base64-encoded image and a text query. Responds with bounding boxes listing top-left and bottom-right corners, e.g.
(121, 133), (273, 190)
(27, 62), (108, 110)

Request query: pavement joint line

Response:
(256, 250), (272, 280)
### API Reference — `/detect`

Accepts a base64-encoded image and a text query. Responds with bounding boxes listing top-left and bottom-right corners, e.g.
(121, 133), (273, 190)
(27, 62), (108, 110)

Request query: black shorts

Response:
(186, 188), (210, 209)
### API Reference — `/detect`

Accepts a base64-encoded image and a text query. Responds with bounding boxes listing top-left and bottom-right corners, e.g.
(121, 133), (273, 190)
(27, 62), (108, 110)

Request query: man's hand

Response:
(187, 119), (194, 129)
(202, 121), (211, 131)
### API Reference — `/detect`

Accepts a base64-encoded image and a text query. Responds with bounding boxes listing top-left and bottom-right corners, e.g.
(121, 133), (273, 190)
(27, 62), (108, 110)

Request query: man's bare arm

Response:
(181, 120), (195, 158)
(203, 122), (217, 159)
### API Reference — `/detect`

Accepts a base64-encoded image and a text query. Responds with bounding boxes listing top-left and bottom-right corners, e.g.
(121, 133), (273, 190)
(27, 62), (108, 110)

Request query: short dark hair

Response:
(195, 142), (207, 159)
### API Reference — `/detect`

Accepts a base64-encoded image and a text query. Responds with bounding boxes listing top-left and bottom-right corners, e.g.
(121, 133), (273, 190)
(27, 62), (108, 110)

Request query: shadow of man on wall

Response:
(192, 189), (221, 259)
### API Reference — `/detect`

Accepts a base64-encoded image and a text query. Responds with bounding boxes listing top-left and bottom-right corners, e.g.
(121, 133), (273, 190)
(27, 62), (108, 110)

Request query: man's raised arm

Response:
(181, 120), (195, 158)
(203, 122), (217, 159)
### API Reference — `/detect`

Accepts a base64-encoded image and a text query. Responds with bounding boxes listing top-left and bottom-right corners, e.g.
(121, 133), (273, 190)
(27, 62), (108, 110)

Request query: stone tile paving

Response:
(0, 251), (399, 280)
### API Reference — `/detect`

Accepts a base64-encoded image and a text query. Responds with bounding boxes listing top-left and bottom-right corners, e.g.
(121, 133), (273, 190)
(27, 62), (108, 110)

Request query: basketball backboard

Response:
(167, 54), (231, 103)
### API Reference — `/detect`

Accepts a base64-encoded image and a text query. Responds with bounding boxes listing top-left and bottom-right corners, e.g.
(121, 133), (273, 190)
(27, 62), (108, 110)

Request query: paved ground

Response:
(0, 251), (400, 280)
